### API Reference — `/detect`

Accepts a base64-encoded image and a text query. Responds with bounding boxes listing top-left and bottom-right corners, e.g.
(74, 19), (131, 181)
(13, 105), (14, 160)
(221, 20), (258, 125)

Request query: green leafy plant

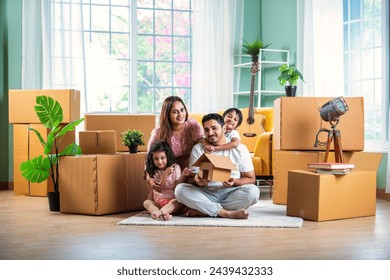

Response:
(121, 129), (145, 147)
(20, 96), (84, 193)
(242, 38), (271, 56)
(278, 64), (305, 86)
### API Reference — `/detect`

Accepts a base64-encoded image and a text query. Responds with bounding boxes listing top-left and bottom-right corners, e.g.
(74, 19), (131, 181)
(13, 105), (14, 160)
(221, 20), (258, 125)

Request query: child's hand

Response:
(204, 144), (215, 154)
(164, 165), (175, 175)
(148, 178), (163, 193)
(152, 182), (164, 193)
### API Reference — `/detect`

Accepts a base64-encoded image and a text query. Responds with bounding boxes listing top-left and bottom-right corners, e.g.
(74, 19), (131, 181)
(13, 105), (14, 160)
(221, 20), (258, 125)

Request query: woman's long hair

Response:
(158, 96), (189, 145)
(146, 141), (176, 177)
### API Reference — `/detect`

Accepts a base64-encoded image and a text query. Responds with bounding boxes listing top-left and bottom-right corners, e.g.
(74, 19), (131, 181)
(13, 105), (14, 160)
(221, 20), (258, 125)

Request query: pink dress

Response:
(149, 164), (181, 207)
(147, 118), (204, 170)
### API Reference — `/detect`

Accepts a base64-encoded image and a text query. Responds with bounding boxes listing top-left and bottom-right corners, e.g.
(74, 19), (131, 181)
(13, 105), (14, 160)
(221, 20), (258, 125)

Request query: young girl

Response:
(204, 108), (243, 153)
(144, 141), (191, 220)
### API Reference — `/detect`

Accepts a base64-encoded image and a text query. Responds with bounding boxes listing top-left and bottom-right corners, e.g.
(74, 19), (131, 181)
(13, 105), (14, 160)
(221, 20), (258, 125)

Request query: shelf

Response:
(233, 90), (285, 96)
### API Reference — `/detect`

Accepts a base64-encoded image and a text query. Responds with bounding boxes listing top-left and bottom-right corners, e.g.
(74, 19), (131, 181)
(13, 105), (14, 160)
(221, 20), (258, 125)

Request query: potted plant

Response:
(121, 129), (145, 153)
(277, 64), (305, 97)
(20, 95), (84, 211)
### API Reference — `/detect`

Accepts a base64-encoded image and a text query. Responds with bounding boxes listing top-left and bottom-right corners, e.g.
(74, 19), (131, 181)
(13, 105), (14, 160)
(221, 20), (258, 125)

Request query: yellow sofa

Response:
(189, 107), (274, 178)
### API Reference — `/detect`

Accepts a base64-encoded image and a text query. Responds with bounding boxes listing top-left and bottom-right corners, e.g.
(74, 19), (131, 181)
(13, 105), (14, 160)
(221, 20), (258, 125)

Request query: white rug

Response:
(117, 200), (303, 228)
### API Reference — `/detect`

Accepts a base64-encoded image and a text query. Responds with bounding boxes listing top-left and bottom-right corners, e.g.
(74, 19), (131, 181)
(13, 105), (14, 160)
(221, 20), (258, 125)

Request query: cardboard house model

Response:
(192, 154), (238, 182)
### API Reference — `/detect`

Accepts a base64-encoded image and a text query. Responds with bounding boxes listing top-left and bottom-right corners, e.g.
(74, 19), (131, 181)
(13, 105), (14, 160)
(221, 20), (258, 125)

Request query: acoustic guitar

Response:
(237, 55), (265, 153)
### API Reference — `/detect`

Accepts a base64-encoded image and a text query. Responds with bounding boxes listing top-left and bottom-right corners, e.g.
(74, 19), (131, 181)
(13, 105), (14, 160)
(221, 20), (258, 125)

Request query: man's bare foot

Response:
(218, 209), (249, 219)
(150, 210), (162, 220)
(184, 208), (208, 217)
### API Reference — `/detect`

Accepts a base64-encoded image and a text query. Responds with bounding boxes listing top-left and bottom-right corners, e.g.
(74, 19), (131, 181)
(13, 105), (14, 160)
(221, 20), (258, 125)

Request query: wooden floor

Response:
(1, 189), (390, 260)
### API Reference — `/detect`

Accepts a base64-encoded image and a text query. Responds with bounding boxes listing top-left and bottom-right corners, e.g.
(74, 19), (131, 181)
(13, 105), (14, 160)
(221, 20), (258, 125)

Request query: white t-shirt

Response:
(225, 129), (241, 140)
(189, 138), (254, 187)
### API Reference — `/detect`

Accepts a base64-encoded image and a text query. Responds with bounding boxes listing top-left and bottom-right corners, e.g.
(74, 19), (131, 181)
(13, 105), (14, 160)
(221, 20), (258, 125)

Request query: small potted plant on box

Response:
(121, 129), (145, 153)
(20, 95), (84, 211)
(278, 64), (305, 97)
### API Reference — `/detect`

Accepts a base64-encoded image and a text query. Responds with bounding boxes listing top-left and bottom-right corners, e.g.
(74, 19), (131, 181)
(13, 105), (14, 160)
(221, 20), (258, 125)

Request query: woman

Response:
(147, 96), (204, 171)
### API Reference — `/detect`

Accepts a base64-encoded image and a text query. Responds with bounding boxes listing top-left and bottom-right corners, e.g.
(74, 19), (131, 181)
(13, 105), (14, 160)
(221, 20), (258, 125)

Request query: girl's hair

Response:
(158, 96), (189, 145)
(146, 141), (176, 177)
(222, 108), (243, 128)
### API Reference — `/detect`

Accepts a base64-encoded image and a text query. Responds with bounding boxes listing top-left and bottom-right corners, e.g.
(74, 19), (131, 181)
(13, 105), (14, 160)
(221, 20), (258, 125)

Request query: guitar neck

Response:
(248, 73), (255, 118)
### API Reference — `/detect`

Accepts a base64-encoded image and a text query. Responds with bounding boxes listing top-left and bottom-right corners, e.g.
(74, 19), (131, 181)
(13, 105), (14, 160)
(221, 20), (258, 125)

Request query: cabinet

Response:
(233, 49), (289, 107)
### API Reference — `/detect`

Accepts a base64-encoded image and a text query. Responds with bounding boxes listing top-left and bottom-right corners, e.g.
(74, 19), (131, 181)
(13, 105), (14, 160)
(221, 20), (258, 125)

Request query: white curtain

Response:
(22, 0), (86, 132)
(21, 0), (51, 89)
(191, 0), (243, 112)
(298, 0), (344, 98)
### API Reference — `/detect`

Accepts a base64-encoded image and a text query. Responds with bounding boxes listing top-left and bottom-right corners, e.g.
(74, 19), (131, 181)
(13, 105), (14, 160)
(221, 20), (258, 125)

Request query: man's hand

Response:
(194, 173), (209, 186)
(222, 178), (235, 188)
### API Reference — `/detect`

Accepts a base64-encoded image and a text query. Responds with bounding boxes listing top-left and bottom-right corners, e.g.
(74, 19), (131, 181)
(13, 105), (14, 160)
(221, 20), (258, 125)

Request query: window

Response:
(51, 0), (192, 114)
(343, 0), (388, 148)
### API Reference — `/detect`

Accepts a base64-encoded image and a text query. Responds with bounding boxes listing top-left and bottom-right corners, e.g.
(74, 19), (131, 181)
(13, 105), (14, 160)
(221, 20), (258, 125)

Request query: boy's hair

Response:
(201, 113), (225, 127)
(222, 108), (243, 128)
(146, 141), (176, 177)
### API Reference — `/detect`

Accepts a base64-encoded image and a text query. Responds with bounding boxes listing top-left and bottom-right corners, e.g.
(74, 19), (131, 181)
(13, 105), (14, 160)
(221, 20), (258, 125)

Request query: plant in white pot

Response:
(277, 64), (305, 97)
(20, 95), (84, 211)
(121, 129), (145, 153)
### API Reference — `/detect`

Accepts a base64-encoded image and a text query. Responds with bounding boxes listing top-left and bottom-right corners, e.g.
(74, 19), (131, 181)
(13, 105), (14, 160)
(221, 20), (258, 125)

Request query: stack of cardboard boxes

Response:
(9, 89), (80, 197)
(272, 97), (382, 221)
(9, 89), (157, 215)
(59, 113), (156, 215)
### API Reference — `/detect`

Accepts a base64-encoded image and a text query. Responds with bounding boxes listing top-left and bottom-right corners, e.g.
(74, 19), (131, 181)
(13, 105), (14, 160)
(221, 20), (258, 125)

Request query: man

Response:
(175, 113), (259, 219)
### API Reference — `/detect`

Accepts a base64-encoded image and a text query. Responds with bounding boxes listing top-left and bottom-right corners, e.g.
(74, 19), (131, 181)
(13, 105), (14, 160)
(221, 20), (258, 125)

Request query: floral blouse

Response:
(147, 118), (204, 170)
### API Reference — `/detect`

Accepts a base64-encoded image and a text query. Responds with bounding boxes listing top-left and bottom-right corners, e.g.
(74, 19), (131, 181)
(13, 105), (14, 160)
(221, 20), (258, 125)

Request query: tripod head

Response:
(313, 97), (349, 161)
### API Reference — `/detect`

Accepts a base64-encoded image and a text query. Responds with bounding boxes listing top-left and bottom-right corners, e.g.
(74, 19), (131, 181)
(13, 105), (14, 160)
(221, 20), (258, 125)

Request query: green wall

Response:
(0, 0), (22, 186)
(237, 0), (298, 108)
(0, 0), (8, 185)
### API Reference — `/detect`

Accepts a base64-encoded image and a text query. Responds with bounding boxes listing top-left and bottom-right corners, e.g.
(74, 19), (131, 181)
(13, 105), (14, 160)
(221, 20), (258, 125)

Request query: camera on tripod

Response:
(314, 97), (349, 163)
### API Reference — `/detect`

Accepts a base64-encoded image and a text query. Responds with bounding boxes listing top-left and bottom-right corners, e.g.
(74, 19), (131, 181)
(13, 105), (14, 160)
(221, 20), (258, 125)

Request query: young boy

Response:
(204, 108), (243, 153)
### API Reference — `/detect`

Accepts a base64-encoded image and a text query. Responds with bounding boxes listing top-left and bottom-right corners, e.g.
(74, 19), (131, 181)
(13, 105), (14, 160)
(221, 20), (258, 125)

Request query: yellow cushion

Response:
(188, 112), (205, 125)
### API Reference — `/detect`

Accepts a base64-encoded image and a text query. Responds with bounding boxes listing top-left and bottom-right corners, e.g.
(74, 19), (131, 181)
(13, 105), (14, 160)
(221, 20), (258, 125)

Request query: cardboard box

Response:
(273, 151), (382, 205)
(84, 114), (156, 152)
(273, 97), (364, 151)
(193, 154), (237, 181)
(287, 170), (376, 221)
(59, 153), (149, 215)
(9, 89), (80, 124)
(13, 125), (29, 195)
(79, 130), (117, 154)
(13, 124), (75, 196)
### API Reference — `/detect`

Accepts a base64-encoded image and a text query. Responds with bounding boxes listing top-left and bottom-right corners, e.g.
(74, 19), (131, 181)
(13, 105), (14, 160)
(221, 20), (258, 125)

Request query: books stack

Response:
(307, 162), (355, 175)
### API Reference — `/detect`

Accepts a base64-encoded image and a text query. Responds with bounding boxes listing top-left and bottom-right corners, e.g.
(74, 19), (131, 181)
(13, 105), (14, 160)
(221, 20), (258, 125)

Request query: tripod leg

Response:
(333, 130), (344, 163)
(324, 132), (333, 162)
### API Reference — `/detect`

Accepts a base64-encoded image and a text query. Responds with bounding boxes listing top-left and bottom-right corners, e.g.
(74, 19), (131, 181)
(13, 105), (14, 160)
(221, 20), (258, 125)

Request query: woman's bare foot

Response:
(218, 209), (249, 219)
